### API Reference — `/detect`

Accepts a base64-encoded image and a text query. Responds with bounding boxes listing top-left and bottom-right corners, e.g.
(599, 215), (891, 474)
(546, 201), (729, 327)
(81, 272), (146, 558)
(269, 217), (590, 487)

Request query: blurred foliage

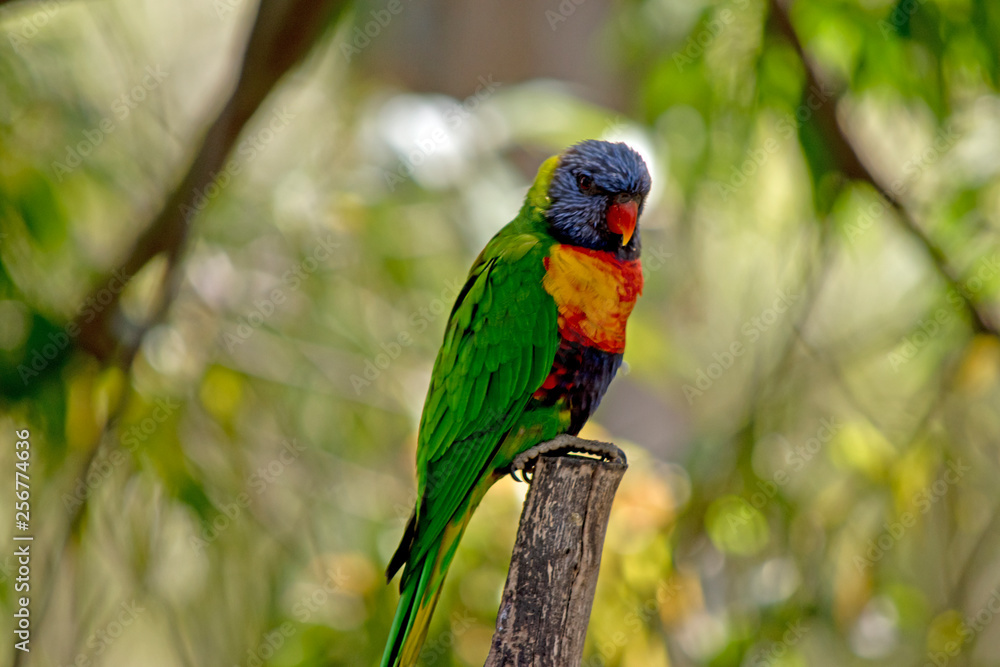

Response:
(1, 0), (1000, 666)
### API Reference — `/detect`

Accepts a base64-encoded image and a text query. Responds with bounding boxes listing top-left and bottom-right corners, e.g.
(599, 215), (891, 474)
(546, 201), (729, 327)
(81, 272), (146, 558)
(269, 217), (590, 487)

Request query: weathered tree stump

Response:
(485, 446), (627, 667)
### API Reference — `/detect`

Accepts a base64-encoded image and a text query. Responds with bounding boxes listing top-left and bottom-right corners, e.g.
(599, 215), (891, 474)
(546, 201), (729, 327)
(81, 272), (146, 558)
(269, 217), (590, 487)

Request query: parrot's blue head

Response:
(545, 140), (651, 259)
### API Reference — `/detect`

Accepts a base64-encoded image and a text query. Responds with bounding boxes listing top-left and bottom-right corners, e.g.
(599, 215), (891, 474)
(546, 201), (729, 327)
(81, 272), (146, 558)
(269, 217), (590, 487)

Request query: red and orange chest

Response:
(541, 245), (643, 354)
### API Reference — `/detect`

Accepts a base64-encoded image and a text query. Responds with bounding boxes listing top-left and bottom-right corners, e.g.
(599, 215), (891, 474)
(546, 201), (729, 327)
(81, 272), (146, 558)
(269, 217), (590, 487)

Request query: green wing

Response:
(381, 159), (564, 667)
(408, 227), (559, 569)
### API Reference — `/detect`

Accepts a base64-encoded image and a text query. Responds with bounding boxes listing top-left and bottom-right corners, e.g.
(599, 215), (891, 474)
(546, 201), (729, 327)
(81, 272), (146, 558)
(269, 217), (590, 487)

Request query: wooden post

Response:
(485, 447), (627, 667)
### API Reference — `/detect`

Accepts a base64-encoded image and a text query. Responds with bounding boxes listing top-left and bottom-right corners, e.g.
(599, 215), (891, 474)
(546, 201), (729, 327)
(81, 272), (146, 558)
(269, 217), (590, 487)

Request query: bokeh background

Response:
(2, 0), (1000, 665)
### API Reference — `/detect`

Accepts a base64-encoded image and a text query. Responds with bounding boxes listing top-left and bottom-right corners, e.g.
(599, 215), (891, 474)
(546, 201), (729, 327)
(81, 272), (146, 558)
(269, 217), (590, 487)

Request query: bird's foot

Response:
(509, 434), (627, 483)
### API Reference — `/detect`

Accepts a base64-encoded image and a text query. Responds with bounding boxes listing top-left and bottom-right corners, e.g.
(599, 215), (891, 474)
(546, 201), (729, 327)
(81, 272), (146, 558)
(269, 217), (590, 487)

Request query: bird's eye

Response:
(576, 173), (596, 194)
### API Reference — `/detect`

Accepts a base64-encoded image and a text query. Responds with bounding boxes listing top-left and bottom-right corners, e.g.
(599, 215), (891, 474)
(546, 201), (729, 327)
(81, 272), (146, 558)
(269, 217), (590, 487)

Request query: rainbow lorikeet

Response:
(381, 140), (651, 667)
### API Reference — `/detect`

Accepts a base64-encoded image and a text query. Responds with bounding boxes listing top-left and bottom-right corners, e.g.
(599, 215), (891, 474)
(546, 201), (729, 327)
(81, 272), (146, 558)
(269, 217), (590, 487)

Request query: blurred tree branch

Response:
(73, 0), (347, 365)
(11, 3), (346, 666)
(770, 0), (997, 337)
(770, 3), (1000, 649)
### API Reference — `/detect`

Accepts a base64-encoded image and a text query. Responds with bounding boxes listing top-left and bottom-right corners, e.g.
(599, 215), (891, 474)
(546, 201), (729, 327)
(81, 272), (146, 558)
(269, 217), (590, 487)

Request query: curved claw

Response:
(509, 454), (537, 484)
(509, 435), (626, 486)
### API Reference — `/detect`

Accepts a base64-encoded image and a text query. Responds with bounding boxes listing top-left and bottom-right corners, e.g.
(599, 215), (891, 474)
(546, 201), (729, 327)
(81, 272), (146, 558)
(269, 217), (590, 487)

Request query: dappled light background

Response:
(2, 0), (1000, 665)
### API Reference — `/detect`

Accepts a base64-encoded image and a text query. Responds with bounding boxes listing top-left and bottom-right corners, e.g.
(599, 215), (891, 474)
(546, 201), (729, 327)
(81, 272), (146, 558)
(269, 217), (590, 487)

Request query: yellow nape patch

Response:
(542, 245), (643, 353)
(528, 155), (561, 210)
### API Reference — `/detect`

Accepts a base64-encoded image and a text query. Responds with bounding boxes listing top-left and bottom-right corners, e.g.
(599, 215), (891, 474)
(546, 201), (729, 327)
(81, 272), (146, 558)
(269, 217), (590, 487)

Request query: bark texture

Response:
(486, 451), (627, 667)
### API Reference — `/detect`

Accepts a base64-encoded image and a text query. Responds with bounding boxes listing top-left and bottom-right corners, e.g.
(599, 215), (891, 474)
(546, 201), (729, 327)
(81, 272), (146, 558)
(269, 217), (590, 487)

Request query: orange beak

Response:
(607, 199), (638, 246)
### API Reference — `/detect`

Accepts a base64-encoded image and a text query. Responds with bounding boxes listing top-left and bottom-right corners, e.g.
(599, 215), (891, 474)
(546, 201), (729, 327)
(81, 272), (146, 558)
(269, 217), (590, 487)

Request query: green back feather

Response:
(382, 156), (565, 667)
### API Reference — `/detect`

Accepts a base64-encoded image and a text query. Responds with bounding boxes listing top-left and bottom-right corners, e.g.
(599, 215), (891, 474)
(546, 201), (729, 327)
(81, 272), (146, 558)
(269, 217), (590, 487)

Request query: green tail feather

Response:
(380, 560), (426, 667)
(381, 516), (469, 667)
